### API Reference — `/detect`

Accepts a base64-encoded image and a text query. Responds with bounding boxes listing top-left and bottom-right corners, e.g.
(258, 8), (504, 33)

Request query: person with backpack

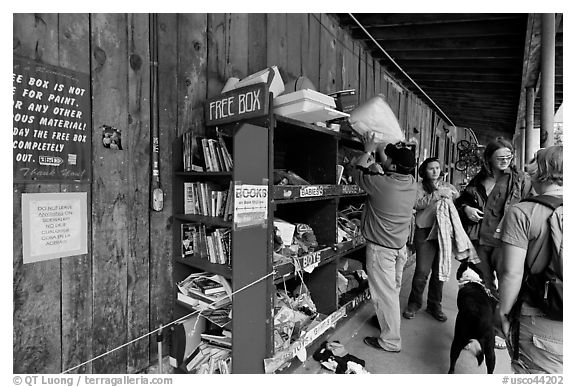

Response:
(496, 145), (563, 374)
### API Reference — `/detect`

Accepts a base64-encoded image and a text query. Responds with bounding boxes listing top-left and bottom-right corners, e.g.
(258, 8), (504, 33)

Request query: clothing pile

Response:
(312, 340), (369, 374)
(337, 257), (368, 301)
(273, 283), (319, 352)
(337, 205), (363, 243)
(274, 169), (311, 186)
(274, 218), (320, 257)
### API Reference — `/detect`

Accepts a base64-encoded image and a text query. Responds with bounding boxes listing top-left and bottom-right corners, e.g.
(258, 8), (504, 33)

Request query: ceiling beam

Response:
(352, 19), (527, 41)
(374, 47), (524, 60)
(438, 104), (518, 112)
(345, 13), (525, 28)
(391, 67), (521, 76)
(410, 73), (521, 83)
(394, 58), (523, 69)
(364, 36), (536, 51)
(417, 82), (519, 92)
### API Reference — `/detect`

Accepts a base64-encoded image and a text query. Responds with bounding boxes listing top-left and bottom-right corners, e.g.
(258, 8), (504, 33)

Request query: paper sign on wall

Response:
(233, 184), (268, 228)
(22, 192), (88, 263)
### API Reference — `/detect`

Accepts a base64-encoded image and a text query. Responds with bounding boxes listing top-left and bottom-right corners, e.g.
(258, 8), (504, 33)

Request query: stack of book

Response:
(181, 224), (231, 265)
(177, 272), (232, 310)
(200, 330), (232, 349)
(184, 181), (233, 220)
(184, 342), (231, 374)
(183, 133), (233, 173)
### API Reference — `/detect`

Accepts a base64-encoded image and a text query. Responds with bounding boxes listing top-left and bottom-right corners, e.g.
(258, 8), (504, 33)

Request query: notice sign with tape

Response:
(233, 184), (268, 228)
(22, 192), (88, 263)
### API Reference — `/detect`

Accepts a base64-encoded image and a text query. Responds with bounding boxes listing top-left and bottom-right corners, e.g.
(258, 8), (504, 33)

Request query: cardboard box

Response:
(329, 89), (357, 113)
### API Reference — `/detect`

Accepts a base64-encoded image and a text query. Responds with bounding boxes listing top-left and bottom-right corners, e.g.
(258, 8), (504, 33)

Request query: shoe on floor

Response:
(425, 307), (448, 322)
(402, 304), (418, 319)
(363, 337), (400, 353)
(495, 336), (507, 350)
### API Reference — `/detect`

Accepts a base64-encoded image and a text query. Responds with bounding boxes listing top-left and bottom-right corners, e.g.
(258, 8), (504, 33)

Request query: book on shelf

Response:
(200, 306), (232, 328)
(201, 333), (232, 349)
(181, 223), (197, 257)
(184, 183), (195, 215)
(177, 272), (232, 309)
(182, 132), (205, 172)
(182, 134), (233, 173)
(182, 182), (231, 218)
(206, 235), (218, 264)
(207, 139), (219, 172)
(184, 342), (231, 373)
(177, 288), (230, 310)
(194, 277), (226, 295)
(217, 135), (233, 171)
(223, 182), (234, 221)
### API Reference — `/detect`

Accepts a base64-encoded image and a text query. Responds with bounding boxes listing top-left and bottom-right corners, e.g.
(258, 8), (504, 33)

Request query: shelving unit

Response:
(171, 85), (370, 373)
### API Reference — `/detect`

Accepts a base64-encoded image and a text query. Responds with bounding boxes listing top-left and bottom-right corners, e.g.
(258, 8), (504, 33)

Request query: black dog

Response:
(448, 261), (498, 374)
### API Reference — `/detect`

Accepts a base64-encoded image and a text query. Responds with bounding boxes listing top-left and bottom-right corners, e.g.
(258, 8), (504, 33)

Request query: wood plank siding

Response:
(13, 12), (449, 373)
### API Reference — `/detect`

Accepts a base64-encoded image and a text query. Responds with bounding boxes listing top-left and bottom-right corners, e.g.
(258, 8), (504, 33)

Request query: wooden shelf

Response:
(273, 239), (366, 283)
(175, 171), (232, 178)
(275, 115), (341, 137)
(174, 214), (232, 227)
(176, 257), (232, 279)
(174, 99), (369, 373)
(273, 184), (365, 203)
(274, 115), (362, 144)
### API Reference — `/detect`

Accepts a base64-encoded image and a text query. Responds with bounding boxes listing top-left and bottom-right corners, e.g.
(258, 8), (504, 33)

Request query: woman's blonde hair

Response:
(529, 145), (563, 186)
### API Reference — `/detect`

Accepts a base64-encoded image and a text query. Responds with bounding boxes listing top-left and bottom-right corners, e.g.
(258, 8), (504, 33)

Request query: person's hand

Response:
(464, 205), (484, 222)
(362, 132), (378, 154)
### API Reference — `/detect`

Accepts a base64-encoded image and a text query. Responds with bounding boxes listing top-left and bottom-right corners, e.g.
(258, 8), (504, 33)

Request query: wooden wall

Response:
(13, 13), (449, 374)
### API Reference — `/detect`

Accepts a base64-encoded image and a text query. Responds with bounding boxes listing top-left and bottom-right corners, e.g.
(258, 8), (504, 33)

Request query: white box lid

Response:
(274, 89), (335, 108)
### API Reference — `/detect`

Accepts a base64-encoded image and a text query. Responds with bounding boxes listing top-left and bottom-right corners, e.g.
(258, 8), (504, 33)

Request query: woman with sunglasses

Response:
(455, 137), (533, 349)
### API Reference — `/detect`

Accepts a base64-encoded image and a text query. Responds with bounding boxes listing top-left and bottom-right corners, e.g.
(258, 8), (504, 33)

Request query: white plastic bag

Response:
(348, 94), (405, 145)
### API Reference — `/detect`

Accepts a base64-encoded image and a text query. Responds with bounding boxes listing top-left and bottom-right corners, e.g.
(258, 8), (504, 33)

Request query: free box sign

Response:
(205, 83), (269, 126)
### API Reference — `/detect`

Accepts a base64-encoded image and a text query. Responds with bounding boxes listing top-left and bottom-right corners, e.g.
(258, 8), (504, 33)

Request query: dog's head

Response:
(456, 261), (484, 287)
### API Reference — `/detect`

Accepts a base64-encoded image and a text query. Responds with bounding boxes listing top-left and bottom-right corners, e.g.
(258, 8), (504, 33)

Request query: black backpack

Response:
(518, 195), (563, 321)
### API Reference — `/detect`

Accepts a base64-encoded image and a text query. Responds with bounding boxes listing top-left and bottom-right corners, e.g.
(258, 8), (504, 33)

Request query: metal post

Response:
(519, 129), (526, 171)
(525, 87), (539, 163)
(541, 13), (556, 147)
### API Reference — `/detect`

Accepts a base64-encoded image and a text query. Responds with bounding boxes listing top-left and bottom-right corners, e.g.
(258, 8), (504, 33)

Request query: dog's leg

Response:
(448, 336), (468, 374)
(483, 336), (496, 374)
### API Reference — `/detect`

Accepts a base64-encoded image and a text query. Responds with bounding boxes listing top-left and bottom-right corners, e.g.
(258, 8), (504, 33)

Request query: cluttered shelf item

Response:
(171, 63), (376, 374)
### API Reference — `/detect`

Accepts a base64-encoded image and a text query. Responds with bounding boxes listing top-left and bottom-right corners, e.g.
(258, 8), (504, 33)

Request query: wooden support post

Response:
(525, 87), (539, 163)
(541, 13), (555, 147)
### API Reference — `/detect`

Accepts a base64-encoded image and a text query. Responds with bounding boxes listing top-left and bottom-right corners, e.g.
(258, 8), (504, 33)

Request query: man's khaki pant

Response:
(366, 242), (408, 352)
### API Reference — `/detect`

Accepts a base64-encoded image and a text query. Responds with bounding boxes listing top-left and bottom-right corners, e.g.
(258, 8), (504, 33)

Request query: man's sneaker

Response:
(425, 307), (448, 322)
(363, 337), (400, 353)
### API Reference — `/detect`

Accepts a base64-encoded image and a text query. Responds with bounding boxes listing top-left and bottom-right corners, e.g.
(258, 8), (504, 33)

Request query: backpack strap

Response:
(508, 194), (563, 360)
(521, 195), (563, 210)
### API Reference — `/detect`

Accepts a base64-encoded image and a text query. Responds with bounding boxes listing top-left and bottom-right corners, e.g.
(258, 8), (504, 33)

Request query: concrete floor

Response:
(293, 255), (513, 374)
